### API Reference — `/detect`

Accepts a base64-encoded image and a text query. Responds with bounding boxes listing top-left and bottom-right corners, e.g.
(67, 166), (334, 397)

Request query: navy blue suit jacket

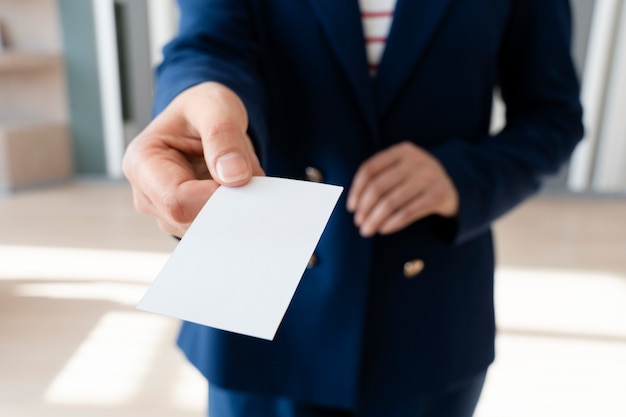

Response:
(153, 0), (583, 409)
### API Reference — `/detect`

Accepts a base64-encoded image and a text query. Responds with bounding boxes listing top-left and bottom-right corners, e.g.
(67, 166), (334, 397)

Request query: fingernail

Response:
(216, 152), (250, 183)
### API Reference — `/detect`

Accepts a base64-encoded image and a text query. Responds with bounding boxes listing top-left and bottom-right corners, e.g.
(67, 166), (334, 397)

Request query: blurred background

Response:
(0, 0), (624, 416)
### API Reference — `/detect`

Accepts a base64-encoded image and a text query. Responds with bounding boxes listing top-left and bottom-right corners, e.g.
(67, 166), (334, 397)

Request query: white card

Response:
(137, 176), (343, 340)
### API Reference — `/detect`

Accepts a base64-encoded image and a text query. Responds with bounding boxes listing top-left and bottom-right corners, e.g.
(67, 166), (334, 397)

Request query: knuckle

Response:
(430, 186), (446, 203)
(419, 192), (435, 210)
(160, 192), (191, 224)
(358, 164), (375, 180)
(157, 219), (185, 238)
(368, 176), (389, 197)
(392, 208), (411, 225)
(421, 167), (437, 183)
(366, 181), (382, 198)
(380, 196), (398, 213)
(132, 195), (150, 216)
(399, 141), (412, 151)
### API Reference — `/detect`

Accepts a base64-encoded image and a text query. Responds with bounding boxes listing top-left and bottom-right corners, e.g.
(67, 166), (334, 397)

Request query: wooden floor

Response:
(0, 181), (624, 417)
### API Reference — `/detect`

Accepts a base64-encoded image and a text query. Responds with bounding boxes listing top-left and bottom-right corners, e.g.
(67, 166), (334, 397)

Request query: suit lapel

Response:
(306, 0), (377, 137)
(375, 0), (458, 114)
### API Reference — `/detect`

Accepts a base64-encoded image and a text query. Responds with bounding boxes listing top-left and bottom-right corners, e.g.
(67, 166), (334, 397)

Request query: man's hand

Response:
(346, 141), (458, 237)
(122, 82), (264, 237)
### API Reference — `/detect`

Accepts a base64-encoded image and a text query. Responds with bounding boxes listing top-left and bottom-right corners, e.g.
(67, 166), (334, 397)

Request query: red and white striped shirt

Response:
(358, 0), (398, 74)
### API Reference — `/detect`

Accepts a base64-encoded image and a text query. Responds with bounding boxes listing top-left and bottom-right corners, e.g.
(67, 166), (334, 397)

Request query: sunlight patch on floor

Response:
(14, 282), (149, 305)
(476, 266), (626, 417)
(43, 311), (172, 406)
(495, 266), (626, 338)
(477, 334), (626, 417)
(0, 243), (207, 414)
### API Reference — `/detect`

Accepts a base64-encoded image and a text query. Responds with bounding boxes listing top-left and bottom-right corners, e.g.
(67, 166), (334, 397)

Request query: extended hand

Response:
(346, 141), (458, 237)
(122, 82), (264, 237)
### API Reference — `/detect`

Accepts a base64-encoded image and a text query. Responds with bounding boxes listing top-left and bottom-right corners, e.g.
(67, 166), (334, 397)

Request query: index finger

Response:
(346, 146), (401, 212)
(129, 138), (220, 225)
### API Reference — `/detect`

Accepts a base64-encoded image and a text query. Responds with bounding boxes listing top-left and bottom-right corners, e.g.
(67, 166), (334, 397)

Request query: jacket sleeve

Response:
(152, 0), (267, 143)
(430, 0), (584, 245)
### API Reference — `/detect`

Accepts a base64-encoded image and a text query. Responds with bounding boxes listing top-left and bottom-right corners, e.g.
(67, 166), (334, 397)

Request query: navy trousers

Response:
(208, 371), (487, 417)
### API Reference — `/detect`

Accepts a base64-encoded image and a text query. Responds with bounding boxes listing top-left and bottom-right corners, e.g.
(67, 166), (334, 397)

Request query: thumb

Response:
(184, 82), (261, 186)
(206, 123), (260, 186)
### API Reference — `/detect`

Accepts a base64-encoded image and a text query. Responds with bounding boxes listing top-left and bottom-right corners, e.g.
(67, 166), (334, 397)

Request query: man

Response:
(123, 1), (584, 415)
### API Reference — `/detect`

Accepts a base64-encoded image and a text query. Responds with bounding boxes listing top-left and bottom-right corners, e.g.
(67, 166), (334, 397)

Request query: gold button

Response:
(307, 253), (318, 269)
(403, 259), (425, 278)
(305, 167), (324, 183)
